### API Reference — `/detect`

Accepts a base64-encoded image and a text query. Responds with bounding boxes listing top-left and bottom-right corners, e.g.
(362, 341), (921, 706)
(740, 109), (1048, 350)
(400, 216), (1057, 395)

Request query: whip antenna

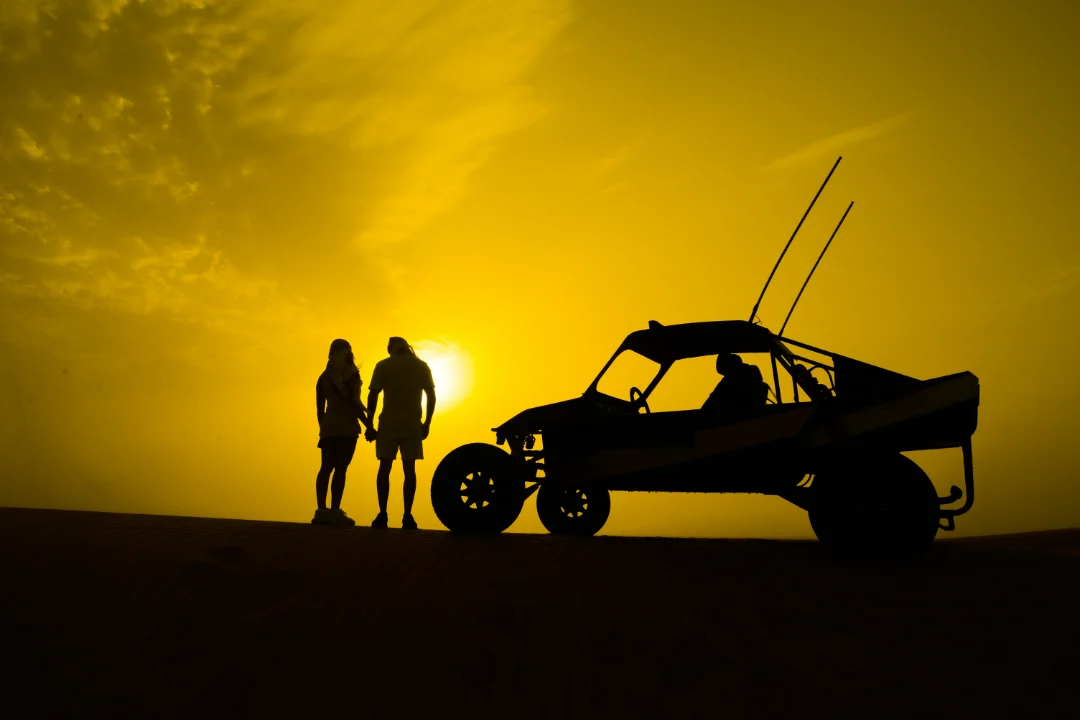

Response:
(779, 200), (853, 337)
(748, 155), (842, 324)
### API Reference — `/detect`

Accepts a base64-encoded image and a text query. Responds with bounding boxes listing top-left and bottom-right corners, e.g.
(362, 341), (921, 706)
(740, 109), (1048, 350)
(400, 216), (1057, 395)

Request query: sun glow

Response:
(413, 339), (474, 413)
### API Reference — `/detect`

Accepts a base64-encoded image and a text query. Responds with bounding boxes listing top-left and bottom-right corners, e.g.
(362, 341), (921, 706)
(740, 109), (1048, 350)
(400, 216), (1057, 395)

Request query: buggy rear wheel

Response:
(809, 453), (940, 560)
(536, 483), (611, 536)
(431, 443), (525, 534)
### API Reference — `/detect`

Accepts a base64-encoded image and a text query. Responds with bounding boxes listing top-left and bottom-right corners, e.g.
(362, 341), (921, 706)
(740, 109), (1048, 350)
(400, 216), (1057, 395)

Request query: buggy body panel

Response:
(490, 319), (979, 523)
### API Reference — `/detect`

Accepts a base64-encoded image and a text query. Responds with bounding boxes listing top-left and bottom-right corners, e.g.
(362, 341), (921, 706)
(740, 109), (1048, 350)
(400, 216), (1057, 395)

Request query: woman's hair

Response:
(328, 338), (351, 358)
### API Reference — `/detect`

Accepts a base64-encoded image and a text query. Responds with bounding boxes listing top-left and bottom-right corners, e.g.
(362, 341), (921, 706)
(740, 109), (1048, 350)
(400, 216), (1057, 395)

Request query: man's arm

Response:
(367, 388), (379, 426)
(747, 366), (770, 403)
(422, 386), (436, 439)
(423, 386), (436, 426)
(421, 362), (436, 439)
(364, 364), (383, 440)
(363, 387), (380, 442)
(701, 382), (723, 412)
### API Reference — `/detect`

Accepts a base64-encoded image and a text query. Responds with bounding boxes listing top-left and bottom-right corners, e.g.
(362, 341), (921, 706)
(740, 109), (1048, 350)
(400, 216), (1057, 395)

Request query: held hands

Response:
(364, 426), (377, 443)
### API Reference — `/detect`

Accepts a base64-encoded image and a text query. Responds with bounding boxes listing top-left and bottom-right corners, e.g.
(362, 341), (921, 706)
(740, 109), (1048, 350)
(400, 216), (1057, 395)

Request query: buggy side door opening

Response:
(590, 348), (666, 412)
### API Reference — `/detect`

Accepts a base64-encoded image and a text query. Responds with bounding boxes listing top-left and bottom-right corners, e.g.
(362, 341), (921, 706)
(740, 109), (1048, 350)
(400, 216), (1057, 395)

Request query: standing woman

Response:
(314, 338), (375, 526)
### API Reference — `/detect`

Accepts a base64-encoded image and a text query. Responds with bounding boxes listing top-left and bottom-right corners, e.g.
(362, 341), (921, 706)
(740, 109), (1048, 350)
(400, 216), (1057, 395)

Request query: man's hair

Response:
(329, 338), (351, 358)
(388, 336), (416, 356)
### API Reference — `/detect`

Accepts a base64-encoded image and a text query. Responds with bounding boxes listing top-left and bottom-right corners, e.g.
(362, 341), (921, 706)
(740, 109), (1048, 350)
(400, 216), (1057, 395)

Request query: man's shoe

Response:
(327, 508), (356, 527)
(312, 508), (332, 525)
(402, 514), (418, 530)
(371, 512), (388, 529)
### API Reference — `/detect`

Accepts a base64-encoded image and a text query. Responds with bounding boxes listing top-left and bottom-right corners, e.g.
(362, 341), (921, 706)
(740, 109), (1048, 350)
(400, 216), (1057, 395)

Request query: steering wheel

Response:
(629, 386), (651, 414)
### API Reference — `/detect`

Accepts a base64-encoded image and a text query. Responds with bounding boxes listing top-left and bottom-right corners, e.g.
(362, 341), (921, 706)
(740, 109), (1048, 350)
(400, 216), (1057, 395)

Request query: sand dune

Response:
(1, 507), (1077, 719)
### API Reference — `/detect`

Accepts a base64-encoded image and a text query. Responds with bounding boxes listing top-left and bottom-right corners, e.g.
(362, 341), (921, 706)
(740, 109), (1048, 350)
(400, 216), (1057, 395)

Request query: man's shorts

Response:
(376, 434), (424, 461)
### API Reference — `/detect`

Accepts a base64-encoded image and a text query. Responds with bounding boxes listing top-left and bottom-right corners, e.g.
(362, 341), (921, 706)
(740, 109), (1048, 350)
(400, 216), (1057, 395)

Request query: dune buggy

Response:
(430, 157), (979, 557)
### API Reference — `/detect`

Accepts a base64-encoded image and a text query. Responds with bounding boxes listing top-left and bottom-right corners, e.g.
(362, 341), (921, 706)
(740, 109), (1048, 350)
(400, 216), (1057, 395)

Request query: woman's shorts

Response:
(318, 435), (358, 467)
(376, 434), (424, 461)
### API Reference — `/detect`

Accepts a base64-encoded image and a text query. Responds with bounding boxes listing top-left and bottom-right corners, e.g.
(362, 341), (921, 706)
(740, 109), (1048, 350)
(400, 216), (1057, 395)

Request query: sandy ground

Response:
(1, 507), (1078, 719)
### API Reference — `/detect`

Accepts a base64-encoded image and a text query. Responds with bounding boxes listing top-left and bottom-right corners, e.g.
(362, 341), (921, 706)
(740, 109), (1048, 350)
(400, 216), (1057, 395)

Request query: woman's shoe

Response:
(327, 508), (356, 527)
(371, 512), (388, 529)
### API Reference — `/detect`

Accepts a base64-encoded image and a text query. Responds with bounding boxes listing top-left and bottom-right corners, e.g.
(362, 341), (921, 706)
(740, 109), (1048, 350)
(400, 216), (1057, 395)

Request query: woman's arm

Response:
(316, 376), (326, 426)
(350, 379), (373, 430)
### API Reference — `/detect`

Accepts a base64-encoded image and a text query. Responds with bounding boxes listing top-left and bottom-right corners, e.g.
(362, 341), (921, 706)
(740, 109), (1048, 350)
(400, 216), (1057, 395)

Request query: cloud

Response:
(0, 0), (574, 370)
(13, 127), (47, 160)
(0, 1), (59, 58)
(230, 0), (577, 250)
(761, 111), (914, 174)
(35, 239), (109, 268)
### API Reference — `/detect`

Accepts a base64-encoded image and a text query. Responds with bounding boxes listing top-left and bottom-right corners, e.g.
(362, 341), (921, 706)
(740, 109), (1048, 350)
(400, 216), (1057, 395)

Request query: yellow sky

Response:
(2, 0), (1078, 537)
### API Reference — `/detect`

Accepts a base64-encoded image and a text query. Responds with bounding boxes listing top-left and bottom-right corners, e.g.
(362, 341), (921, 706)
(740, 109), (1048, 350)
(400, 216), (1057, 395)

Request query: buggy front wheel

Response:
(431, 443), (526, 534)
(536, 483), (611, 536)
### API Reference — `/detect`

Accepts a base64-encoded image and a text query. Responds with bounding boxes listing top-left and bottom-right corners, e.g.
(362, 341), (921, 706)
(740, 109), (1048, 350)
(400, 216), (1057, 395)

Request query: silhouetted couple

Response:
(313, 336), (436, 528)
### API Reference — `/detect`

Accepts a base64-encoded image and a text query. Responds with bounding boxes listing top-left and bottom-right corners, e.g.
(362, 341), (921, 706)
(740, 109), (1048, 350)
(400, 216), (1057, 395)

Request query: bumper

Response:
(937, 439), (975, 531)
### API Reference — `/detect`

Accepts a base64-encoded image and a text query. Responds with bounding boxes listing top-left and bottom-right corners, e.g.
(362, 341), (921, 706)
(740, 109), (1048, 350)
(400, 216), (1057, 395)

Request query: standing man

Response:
(314, 338), (375, 527)
(367, 336), (436, 529)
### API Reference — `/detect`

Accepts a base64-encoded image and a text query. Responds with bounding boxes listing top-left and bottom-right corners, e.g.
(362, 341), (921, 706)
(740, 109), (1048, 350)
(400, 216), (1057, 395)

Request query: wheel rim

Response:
(557, 489), (590, 519)
(460, 469), (496, 511)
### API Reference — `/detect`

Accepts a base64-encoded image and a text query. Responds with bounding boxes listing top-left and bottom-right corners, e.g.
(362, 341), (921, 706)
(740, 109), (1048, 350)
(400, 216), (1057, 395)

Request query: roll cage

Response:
(585, 320), (840, 409)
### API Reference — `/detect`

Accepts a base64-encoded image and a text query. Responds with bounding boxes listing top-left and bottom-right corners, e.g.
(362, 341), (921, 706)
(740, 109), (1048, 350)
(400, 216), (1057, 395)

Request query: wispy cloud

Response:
(337, 1), (574, 249)
(34, 238), (109, 268)
(13, 127), (46, 160)
(761, 111), (914, 174)
(215, 0), (574, 249)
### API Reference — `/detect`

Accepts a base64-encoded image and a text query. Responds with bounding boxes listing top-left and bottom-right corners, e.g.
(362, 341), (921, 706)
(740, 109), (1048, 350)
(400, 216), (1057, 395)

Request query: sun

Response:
(412, 339), (474, 413)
